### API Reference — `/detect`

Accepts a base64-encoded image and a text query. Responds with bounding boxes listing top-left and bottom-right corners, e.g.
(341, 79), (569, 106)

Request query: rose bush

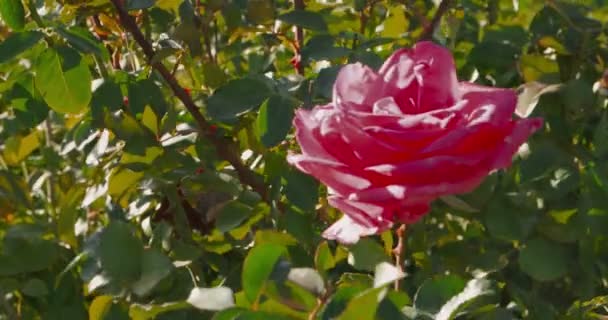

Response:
(288, 41), (543, 244)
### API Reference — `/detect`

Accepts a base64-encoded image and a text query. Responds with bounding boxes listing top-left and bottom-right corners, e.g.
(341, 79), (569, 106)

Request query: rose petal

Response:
(293, 107), (339, 161)
(333, 63), (382, 112)
(380, 41), (460, 113)
(287, 154), (371, 196)
(489, 118), (544, 169)
(328, 195), (393, 227)
(459, 82), (517, 124)
(322, 216), (384, 245)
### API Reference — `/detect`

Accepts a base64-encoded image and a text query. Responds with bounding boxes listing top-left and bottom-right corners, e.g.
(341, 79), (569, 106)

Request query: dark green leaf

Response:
(278, 10), (327, 31)
(99, 221), (144, 284)
(414, 275), (466, 314)
(256, 94), (296, 147)
(518, 237), (569, 281)
(56, 26), (106, 57)
(131, 249), (173, 296)
(348, 238), (390, 272)
(284, 169), (319, 211)
(216, 200), (253, 232)
(0, 31), (43, 64)
(206, 78), (272, 121)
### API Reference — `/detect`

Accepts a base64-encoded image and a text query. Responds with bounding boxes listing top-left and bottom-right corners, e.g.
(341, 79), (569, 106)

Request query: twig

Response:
(392, 224), (407, 290)
(418, 0), (453, 41)
(109, 0), (268, 201)
(293, 0), (305, 75)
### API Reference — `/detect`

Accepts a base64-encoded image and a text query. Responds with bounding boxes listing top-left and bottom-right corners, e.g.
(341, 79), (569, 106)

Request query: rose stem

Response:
(392, 224), (407, 290)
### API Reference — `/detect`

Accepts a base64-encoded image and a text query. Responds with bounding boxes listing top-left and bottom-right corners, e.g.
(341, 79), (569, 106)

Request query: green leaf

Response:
(284, 169), (319, 211)
(89, 295), (114, 320)
(126, 0), (156, 10)
(108, 168), (144, 199)
(21, 278), (49, 297)
(1, 228), (58, 275)
(2, 130), (41, 166)
(206, 78), (272, 121)
(348, 238), (390, 272)
(254, 230), (298, 246)
(0, 0), (25, 30)
(0, 31), (43, 64)
(414, 275), (466, 314)
(56, 26), (106, 57)
(315, 241), (335, 271)
(256, 94), (296, 148)
(34, 46), (92, 114)
(484, 200), (526, 241)
(202, 62), (227, 89)
(338, 287), (386, 320)
(278, 10), (327, 31)
(131, 249), (173, 297)
(216, 200), (253, 233)
(99, 221), (144, 284)
(435, 278), (495, 320)
(381, 5), (408, 38)
(518, 237), (569, 281)
(247, 0), (274, 24)
(242, 243), (287, 303)
(519, 54), (559, 82)
(187, 287), (235, 311)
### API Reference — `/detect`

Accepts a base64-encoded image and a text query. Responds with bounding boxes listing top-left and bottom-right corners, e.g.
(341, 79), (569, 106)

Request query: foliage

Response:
(0, 0), (607, 319)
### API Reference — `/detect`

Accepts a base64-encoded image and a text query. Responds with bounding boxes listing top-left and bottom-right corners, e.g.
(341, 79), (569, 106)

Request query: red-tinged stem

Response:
(392, 224), (407, 290)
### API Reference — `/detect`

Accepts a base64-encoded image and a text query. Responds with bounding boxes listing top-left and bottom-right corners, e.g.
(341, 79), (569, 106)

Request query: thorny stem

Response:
(392, 224), (407, 290)
(109, 0), (268, 201)
(418, 0), (453, 41)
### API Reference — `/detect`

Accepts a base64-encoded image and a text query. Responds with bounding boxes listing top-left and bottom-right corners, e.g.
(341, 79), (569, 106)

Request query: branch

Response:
(109, 0), (267, 200)
(418, 0), (453, 41)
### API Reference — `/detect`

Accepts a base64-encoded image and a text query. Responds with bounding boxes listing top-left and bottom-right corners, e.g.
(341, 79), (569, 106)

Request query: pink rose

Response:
(287, 41), (543, 244)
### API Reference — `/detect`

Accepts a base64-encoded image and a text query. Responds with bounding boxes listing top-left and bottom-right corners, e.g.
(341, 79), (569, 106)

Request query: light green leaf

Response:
(35, 46), (92, 114)
(242, 243), (287, 303)
(0, 0), (25, 30)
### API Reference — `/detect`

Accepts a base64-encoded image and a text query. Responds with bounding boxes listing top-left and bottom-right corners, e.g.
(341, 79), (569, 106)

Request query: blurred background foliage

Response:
(0, 0), (607, 319)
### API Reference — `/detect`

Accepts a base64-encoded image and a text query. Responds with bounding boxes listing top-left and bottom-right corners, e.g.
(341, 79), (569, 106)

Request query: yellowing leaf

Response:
(3, 130), (41, 166)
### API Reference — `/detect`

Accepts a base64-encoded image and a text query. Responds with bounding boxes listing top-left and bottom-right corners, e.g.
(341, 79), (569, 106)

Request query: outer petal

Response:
(489, 118), (544, 169)
(459, 82), (517, 124)
(286, 154), (371, 196)
(322, 215), (387, 245)
(292, 107), (338, 161)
